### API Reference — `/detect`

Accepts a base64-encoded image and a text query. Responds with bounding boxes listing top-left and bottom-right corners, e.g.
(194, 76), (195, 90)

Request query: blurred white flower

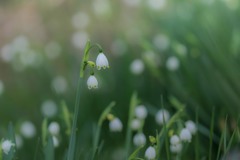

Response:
(153, 34), (170, 51)
(20, 121), (36, 139)
(180, 128), (192, 142)
(92, 0), (111, 16)
(87, 75), (98, 89)
(130, 59), (145, 75)
(166, 56), (180, 71)
(135, 105), (147, 119)
(111, 39), (127, 56)
(123, 0), (141, 7)
(1, 140), (14, 155)
(41, 100), (58, 118)
(48, 122), (60, 136)
(11, 35), (29, 53)
(145, 146), (156, 160)
(45, 41), (61, 60)
(131, 119), (141, 130)
(147, 0), (166, 10)
(51, 76), (68, 94)
(170, 143), (183, 153)
(170, 135), (180, 145)
(71, 11), (90, 29)
(1, 44), (14, 62)
(52, 136), (60, 147)
(109, 118), (123, 132)
(155, 109), (170, 125)
(133, 133), (146, 146)
(15, 134), (23, 149)
(185, 120), (197, 135)
(96, 52), (109, 70)
(71, 31), (89, 49)
(19, 50), (43, 68)
(0, 80), (4, 95)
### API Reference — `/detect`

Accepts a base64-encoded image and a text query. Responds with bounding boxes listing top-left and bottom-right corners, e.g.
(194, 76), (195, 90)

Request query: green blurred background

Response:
(0, 0), (240, 159)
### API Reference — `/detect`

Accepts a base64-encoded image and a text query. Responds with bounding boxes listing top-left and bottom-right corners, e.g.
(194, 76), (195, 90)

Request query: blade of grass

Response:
(216, 130), (224, 160)
(128, 145), (144, 160)
(162, 96), (170, 160)
(34, 138), (43, 160)
(3, 123), (16, 160)
(44, 136), (54, 160)
(195, 108), (199, 160)
(125, 92), (138, 159)
(91, 101), (116, 160)
(67, 74), (83, 160)
(209, 107), (215, 160)
(225, 128), (236, 155)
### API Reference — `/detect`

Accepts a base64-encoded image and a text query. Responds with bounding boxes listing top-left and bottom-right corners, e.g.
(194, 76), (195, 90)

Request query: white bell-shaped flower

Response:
(130, 59), (144, 75)
(20, 121), (36, 138)
(131, 119), (141, 130)
(109, 118), (123, 132)
(96, 52), (109, 70)
(155, 109), (170, 125)
(185, 120), (197, 135)
(133, 133), (146, 146)
(87, 75), (98, 89)
(180, 128), (192, 142)
(145, 146), (156, 160)
(1, 140), (14, 155)
(135, 105), (147, 119)
(48, 122), (60, 136)
(170, 143), (183, 153)
(170, 135), (180, 145)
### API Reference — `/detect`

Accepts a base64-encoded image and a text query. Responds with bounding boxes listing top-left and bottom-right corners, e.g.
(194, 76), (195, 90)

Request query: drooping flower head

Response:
(96, 52), (109, 70)
(145, 146), (156, 160)
(185, 120), (197, 135)
(87, 75), (98, 89)
(48, 122), (60, 136)
(133, 133), (146, 146)
(155, 109), (170, 125)
(109, 117), (123, 132)
(135, 105), (148, 119)
(180, 128), (192, 142)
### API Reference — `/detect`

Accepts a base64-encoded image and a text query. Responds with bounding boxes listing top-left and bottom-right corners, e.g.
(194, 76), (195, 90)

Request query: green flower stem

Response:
(67, 76), (82, 160)
(67, 41), (104, 160)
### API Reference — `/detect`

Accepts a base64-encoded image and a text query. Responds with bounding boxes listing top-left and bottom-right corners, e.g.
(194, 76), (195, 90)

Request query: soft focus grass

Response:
(0, 0), (240, 159)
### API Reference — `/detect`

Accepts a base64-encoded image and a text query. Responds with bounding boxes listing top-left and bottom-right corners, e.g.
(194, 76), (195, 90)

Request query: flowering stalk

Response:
(67, 41), (104, 160)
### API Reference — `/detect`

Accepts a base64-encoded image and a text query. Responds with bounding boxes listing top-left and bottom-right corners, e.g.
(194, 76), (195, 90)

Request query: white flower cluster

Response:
(131, 105), (148, 147)
(0, 35), (44, 71)
(87, 52), (109, 90)
(169, 120), (197, 154)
